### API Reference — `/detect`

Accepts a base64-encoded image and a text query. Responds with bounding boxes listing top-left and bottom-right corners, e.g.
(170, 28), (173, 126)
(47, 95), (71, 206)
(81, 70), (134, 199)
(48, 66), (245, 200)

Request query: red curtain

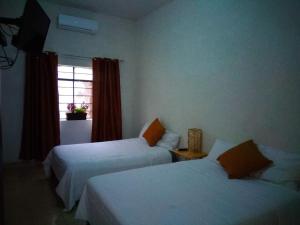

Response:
(92, 58), (122, 142)
(19, 52), (60, 160)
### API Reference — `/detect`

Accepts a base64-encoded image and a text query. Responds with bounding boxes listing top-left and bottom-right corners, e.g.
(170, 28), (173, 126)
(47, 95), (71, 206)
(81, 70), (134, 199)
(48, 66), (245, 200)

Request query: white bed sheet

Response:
(76, 159), (300, 225)
(43, 138), (172, 210)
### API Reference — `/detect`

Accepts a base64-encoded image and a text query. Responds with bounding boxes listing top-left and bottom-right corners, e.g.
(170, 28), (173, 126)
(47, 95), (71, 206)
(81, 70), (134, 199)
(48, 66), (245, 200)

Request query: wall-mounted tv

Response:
(0, 0), (50, 53)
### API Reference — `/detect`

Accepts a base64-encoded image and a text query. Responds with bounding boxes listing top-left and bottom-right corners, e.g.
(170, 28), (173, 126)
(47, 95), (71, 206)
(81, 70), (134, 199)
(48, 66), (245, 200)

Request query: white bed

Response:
(43, 138), (172, 210)
(75, 158), (300, 225)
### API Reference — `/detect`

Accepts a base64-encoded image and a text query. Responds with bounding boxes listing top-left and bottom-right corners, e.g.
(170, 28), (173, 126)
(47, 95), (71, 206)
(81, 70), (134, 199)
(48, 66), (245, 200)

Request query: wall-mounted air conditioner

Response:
(57, 14), (98, 34)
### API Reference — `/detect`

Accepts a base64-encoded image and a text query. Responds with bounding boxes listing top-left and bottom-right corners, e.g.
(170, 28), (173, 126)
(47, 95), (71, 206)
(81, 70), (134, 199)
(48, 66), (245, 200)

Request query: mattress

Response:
(76, 158), (300, 225)
(43, 138), (172, 210)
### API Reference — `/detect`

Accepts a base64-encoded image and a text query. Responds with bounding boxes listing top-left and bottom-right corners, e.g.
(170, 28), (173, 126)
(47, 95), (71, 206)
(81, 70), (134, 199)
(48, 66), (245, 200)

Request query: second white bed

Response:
(43, 138), (172, 210)
(76, 158), (300, 225)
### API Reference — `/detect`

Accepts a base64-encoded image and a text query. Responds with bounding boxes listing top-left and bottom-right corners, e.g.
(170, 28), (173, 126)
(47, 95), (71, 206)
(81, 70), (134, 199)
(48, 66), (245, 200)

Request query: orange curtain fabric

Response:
(19, 52), (60, 160)
(92, 58), (122, 142)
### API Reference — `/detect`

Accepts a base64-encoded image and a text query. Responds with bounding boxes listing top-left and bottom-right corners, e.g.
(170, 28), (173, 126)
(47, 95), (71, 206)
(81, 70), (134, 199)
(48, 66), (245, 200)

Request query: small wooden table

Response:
(170, 149), (207, 161)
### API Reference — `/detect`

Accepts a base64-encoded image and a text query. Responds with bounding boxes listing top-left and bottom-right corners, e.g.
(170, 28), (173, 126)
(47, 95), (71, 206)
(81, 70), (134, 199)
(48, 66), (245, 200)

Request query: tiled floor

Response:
(3, 162), (84, 225)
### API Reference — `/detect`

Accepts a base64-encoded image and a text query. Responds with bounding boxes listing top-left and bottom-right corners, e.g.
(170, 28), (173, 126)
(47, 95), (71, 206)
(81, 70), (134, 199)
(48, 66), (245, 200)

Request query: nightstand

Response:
(170, 148), (207, 162)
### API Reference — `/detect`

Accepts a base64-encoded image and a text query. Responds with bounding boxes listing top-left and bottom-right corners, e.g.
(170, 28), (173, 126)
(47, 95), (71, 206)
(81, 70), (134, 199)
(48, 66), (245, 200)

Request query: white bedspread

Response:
(43, 138), (172, 210)
(76, 159), (300, 225)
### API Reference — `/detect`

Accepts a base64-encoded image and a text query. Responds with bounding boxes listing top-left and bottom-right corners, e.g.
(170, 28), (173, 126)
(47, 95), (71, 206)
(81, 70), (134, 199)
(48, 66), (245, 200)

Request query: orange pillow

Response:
(217, 140), (272, 179)
(143, 119), (165, 146)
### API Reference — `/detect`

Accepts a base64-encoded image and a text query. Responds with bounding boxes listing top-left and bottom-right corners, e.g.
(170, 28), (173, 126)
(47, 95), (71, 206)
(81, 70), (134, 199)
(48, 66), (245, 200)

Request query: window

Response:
(58, 65), (93, 120)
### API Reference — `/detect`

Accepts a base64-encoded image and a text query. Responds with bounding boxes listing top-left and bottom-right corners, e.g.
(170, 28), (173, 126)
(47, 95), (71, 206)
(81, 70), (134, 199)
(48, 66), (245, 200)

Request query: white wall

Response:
(135, 0), (300, 152)
(60, 120), (92, 145)
(0, 0), (137, 162)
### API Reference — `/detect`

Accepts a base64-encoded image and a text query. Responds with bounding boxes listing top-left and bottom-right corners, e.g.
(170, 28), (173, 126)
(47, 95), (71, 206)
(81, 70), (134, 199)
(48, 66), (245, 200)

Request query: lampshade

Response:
(188, 128), (202, 152)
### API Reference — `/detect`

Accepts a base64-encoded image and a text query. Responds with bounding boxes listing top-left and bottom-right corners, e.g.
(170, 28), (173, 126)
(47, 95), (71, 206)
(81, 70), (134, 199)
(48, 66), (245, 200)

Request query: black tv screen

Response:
(12, 0), (50, 53)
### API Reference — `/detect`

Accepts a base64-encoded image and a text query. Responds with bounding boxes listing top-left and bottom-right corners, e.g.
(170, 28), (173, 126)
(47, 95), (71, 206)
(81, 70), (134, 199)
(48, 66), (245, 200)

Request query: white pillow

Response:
(207, 139), (235, 162)
(157, 130), (180, 150)
(256, 145), (300, 186)
(138, 121), (151, 138)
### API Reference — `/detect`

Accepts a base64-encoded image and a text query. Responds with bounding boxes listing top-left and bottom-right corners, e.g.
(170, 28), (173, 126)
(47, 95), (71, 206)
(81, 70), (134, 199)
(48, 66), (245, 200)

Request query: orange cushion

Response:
(217, 140), (272, 179)
(143, 119), (165, 146)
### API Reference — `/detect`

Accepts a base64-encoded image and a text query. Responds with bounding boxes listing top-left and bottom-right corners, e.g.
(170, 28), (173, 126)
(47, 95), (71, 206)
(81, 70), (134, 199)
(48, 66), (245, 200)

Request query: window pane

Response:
(58, 72), (73, 79)
(86, 105), (92, 119)
(58, 65), (93, 120)
(59, 95), (73, 103)
(86, 113), (92, 119)
(60, 112), (67, 119)
(58, 87), (73, 96)
(75, 67), (92, 74)
(82, 103), (92, 108)
(68, 103), (92, 109)
(59, 103), (69, 112)
(58, 80), (73, 88)
(74, 87), (92, 96)
(62, 103), (92, 110)
(58, 65), (73, 73)
(74, 73), (93, 81)
(74, 96), (92, 104)
(74, 81), (92, 88)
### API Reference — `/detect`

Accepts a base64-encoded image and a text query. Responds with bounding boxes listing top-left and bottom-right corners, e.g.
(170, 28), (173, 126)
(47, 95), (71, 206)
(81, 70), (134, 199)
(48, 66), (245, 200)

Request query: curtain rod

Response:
(55, 52), (124, 62)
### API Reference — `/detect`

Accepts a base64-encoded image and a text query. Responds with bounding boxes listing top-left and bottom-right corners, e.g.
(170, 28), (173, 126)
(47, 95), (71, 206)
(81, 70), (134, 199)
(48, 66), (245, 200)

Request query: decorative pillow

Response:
(143, 118), (165, 147)
(157, 130), (180, 149)
(255, 145), (300, 186)
(207, 139), (236, 162)
(217, 140), (273, 179)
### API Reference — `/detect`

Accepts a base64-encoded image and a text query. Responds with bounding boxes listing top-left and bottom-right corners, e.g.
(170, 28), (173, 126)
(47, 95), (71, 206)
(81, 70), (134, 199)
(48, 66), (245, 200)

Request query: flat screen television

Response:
(11, 0), (50, 53)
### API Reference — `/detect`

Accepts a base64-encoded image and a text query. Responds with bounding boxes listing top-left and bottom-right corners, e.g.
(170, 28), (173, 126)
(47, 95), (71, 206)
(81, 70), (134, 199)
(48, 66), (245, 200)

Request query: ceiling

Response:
(47, 0), (172, 20)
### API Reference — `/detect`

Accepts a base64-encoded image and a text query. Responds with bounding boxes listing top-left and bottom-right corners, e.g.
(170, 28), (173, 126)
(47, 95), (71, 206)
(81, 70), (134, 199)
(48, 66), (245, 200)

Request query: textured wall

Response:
(135, 0), (300, 152)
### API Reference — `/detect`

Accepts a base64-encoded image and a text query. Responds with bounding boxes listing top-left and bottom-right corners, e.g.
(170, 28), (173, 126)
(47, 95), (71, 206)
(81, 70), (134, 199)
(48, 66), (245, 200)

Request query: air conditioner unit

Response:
(58, 14), (98, 34)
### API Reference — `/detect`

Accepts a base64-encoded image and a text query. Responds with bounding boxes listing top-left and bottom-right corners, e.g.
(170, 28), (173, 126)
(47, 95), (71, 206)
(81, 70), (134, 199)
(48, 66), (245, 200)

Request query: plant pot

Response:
(66, 112), (87, 120)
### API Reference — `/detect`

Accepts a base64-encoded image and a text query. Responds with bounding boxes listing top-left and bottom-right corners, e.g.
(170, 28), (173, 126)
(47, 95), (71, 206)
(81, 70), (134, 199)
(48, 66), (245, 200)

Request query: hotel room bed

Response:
(75, 156), (300, 225)
(43, 138), (172, 210)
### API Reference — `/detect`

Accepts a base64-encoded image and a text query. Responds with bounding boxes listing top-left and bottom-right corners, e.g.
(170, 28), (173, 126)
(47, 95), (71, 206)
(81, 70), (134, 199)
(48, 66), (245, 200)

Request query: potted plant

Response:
(66, 102), (89, 120)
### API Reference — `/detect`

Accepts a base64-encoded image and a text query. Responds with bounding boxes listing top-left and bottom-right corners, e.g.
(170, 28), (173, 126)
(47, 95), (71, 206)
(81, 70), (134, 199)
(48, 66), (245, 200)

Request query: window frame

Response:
(57, 64), (93, 120)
